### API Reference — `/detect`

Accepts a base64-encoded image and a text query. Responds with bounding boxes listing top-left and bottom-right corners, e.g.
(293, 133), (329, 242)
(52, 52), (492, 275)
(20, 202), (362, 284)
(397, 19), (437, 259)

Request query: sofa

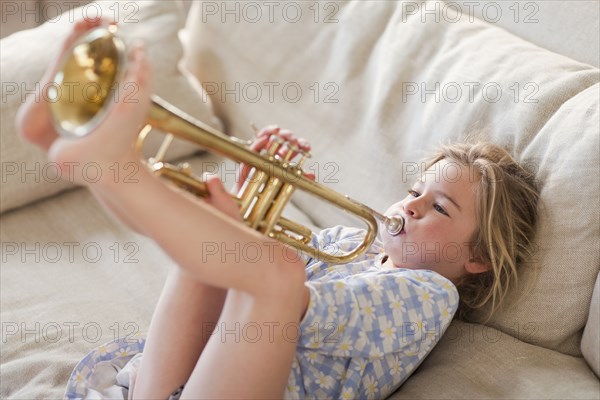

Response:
(1, 0), (598, 398)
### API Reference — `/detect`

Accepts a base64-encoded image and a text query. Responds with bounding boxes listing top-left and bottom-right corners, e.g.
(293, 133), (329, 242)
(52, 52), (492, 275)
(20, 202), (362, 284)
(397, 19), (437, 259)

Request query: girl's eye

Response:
(408, 189), (449, 216)
(434, 204), (449, 216)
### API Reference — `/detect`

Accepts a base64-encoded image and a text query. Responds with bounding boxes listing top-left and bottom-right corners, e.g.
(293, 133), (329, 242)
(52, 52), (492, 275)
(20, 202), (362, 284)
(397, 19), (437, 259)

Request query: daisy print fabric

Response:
(285, 226), (459, 399)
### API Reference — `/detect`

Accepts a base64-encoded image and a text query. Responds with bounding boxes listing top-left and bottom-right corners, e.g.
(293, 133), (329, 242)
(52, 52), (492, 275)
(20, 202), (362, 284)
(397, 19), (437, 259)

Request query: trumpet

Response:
(48, 24), (404, 264)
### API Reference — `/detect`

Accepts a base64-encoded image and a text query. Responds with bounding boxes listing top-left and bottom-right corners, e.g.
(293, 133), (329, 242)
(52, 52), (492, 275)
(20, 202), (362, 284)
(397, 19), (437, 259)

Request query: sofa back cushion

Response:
(0, 0), (221, 214)
(444, 0), (599, 67)
(182, 0), (599, 356)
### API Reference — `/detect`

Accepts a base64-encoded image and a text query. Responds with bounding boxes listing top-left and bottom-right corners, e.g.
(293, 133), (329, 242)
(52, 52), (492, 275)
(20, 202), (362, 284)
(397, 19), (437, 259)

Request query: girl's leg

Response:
(132, 269), (227, 399)
(181, 273), (306, 399)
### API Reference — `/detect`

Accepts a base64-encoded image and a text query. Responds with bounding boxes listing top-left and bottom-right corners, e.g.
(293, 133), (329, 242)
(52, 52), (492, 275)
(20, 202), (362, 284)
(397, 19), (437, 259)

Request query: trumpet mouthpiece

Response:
(385, 216), (404, 236)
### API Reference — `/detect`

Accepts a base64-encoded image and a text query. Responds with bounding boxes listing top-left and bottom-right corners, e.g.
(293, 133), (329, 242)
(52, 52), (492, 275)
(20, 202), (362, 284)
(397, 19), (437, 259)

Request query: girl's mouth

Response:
(393, 215), (406, 234)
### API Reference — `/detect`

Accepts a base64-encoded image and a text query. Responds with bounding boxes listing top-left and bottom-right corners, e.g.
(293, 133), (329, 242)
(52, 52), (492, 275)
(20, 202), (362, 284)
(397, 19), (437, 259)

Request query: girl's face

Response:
(381, 159), (486, 283)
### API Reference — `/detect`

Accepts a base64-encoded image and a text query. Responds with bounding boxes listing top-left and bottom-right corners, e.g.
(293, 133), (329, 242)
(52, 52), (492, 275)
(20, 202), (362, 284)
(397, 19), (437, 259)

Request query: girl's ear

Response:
(465, 259), (491, 274)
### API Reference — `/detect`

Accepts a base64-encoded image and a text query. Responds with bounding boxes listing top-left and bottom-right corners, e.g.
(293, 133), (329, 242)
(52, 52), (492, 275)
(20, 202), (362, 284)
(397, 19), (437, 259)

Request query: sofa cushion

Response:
(182, 0), (600, 357)
(444, 0), (600, 68)
(0, 0), (222, 214)
(392, 320), (600, 399)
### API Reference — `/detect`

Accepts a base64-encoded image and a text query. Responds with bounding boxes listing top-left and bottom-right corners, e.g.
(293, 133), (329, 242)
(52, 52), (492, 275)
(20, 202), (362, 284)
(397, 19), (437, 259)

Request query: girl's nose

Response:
(403, 201), (420, 218)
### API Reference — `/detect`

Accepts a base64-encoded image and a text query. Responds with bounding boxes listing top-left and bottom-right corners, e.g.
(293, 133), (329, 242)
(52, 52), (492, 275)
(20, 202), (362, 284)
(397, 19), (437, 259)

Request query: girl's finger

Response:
(297, 138), (311, 152)
(257, 125), (280, 138)
(278, 129), (299, 146)
(278, 129), (306, 160)
(249, 134), (270, 152)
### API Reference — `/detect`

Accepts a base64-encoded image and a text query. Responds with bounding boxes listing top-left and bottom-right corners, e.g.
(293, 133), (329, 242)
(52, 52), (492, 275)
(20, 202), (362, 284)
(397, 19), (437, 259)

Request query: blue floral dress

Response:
(65, 226), (459, 399)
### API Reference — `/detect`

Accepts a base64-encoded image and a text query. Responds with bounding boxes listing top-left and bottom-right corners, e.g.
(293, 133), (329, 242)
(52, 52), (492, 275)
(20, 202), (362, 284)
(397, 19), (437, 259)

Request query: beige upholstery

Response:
(1, 0), (598, 398)
(394, 320), (600, 400)
(444, 0), (599, 68)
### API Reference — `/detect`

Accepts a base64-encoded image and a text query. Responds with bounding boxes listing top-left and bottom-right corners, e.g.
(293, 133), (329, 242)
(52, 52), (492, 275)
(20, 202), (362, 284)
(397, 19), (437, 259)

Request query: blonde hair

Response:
(424, 142), (540, 323)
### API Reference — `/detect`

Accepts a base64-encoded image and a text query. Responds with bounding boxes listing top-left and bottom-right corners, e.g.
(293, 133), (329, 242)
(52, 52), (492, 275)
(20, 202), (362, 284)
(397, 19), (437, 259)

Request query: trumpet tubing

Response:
(49, 25), (404, 264)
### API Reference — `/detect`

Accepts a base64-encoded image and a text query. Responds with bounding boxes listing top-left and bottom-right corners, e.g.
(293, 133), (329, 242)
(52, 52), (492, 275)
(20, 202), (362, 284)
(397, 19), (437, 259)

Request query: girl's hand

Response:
(16, 19), (152, 187)
(234, 125), (315, 193)
(203, 175), (244, 223)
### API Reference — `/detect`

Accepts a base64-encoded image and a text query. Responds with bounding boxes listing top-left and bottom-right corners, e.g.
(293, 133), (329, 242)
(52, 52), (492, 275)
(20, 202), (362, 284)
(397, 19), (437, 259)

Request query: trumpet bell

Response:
(49, 24), (126, 138)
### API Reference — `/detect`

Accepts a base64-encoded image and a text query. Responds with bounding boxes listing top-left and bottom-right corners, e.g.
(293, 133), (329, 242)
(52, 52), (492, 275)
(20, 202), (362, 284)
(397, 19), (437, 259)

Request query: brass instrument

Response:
(48, 25), (404, 264)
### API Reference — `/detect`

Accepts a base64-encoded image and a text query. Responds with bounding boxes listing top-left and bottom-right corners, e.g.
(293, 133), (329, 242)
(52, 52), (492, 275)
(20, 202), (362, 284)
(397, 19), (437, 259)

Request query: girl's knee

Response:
(244, 245), (307, 308)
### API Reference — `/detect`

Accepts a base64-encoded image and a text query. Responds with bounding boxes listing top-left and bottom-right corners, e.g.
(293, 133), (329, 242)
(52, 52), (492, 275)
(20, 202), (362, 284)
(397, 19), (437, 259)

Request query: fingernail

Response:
(298, 138), (310, 149)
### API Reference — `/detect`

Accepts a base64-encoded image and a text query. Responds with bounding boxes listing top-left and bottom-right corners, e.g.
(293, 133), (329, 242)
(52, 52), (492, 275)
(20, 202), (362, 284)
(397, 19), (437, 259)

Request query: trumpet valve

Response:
(267, 135), (285, 156)
(296, 150), (311, 168)
(283, 143), (299, 162)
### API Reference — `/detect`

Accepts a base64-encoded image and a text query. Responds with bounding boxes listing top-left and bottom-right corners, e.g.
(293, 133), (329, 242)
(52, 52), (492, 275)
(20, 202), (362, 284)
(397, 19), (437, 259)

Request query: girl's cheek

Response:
(384, 203), (401, 215)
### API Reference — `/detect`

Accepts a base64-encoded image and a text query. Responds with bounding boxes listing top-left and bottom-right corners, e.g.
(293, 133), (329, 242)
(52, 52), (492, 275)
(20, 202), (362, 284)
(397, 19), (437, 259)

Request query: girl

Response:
(18, 20), (539, 399)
